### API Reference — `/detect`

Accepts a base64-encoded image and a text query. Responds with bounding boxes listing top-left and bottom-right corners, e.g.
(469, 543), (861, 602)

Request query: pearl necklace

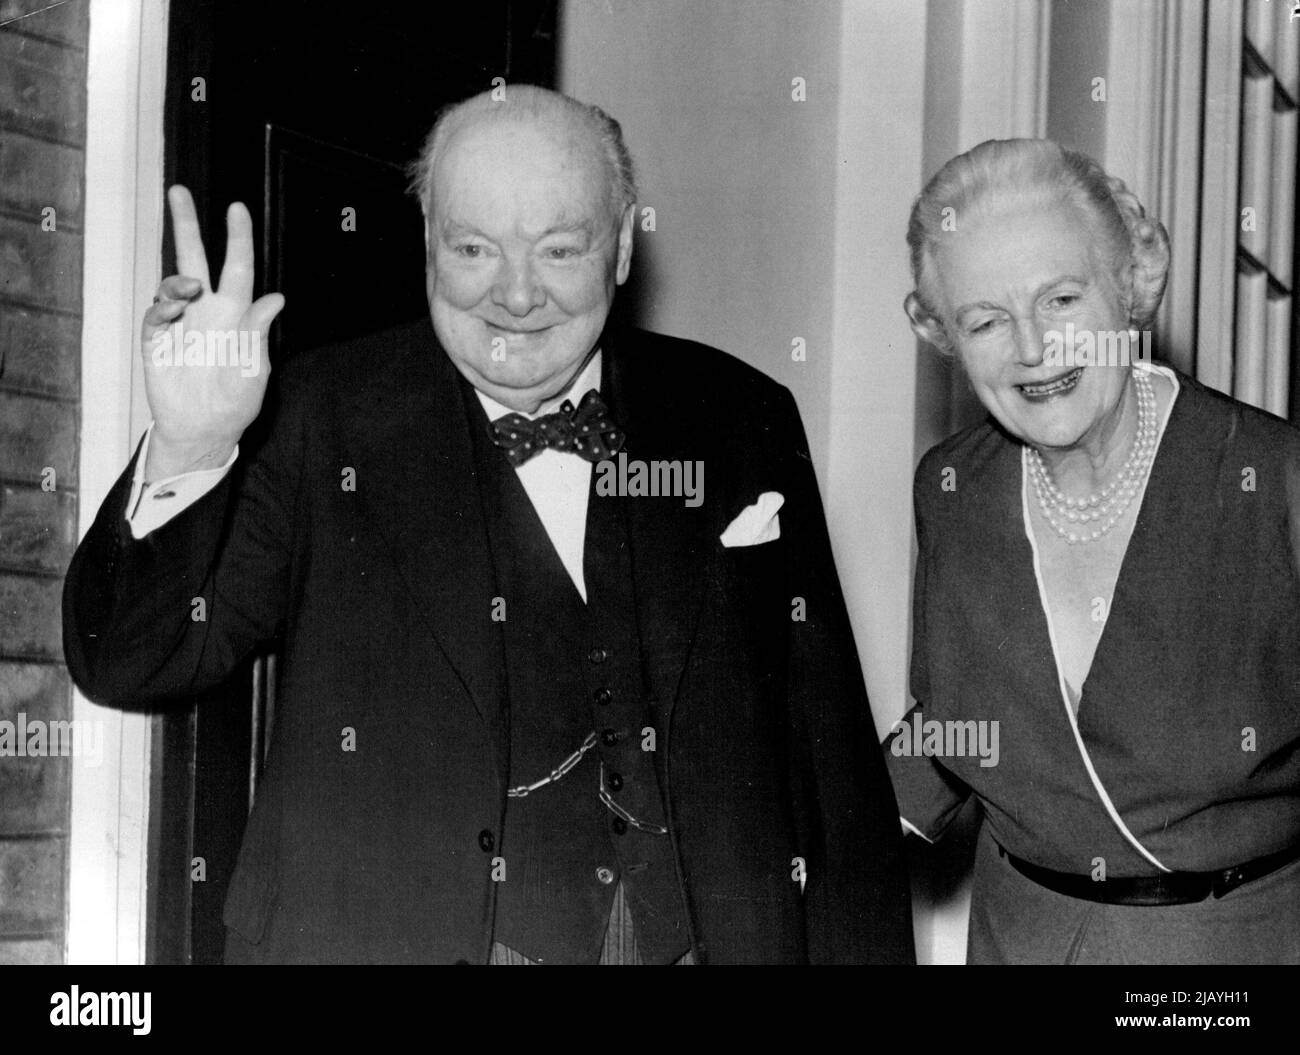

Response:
(1027, 369), (1158, 545)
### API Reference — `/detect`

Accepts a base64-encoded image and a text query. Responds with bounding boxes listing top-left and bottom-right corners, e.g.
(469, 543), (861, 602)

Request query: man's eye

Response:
(545, 246), (580, 260)
(969, 318), (999, 335)
(455, 244), (485, 258)
(1047, 294), (1080, 310)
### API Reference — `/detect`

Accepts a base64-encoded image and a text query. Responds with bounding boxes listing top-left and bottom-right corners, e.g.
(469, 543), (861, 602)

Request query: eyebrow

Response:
(438, 219), (595, 240)
(538, 217), (594, 235)
(440, 221), (486, 239)
(954, 274), (1091, 321)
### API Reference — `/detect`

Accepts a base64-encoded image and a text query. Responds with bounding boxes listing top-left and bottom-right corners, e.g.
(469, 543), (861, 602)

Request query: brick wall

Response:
(0, 0), (89, 965)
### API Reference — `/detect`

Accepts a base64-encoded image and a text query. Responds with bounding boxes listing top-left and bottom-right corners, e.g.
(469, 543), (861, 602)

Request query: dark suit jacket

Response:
(64, 317), (913, 964)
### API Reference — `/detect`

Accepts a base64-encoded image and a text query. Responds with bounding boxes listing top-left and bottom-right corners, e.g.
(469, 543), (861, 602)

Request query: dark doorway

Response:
(148, 0), (558, 964)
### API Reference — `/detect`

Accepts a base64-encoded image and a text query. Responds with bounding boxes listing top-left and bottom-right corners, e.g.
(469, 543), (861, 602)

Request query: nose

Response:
(1012, 316), (1045, 368)
(491, 254), (546, 317)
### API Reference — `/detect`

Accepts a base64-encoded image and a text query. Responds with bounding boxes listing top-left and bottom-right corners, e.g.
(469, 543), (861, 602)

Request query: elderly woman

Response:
(889, 138), (1300, 964)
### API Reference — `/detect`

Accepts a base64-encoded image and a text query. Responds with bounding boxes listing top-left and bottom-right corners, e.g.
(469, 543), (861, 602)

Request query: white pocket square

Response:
(720, 491), (784, 547)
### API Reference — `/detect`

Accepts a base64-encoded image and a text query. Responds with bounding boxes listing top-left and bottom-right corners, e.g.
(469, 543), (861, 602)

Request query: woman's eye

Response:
(969, 318), (998, 335)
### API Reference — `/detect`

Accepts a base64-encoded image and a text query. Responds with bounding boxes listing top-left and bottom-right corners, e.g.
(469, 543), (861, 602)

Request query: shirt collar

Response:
(474, 350), (603, 423)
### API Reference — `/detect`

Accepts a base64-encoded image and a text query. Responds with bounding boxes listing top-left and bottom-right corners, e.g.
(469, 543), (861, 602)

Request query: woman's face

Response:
(930, 196), (1133, 453)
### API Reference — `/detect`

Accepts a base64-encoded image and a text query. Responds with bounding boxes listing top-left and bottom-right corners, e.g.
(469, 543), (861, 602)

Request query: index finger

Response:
(168, 185), (212, 290)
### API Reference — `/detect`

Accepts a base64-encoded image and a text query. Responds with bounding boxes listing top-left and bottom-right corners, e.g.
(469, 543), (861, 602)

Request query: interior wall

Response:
(1045, 0), (1110, 160)
(558, 0), (842, 472)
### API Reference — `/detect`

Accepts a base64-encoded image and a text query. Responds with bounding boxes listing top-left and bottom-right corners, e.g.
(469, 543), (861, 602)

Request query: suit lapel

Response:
(600, 327), (716, 714)
(354, 320), (716, 758)
(355, 320), (509, 769)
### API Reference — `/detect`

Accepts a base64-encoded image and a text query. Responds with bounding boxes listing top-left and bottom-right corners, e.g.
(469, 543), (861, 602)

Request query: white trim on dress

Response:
(1018, 361), (1180, 873)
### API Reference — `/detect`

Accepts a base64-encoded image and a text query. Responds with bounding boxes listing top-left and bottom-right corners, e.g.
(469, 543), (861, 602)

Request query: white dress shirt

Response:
(126, 352), (604, 602)
(473, 352), (600, 602)
(126, 430), (239, 536)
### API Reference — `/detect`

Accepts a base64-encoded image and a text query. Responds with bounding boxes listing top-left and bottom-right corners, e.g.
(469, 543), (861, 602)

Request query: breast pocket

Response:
(717, 537), (792, 630)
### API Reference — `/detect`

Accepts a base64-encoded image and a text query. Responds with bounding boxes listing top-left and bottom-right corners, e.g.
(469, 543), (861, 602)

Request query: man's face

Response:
(425, 116), (634, 413)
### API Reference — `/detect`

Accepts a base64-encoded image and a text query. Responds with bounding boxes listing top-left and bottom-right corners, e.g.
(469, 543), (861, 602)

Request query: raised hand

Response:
(141, 185), (285, 479)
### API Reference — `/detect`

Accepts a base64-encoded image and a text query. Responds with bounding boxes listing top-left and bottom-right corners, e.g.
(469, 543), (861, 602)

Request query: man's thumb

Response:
(248, 292), (285, 332)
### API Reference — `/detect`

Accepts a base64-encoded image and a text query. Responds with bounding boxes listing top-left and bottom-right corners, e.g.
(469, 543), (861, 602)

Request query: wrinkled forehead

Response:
(431, 114), (613, 233)
(930, 192), (1118, 300)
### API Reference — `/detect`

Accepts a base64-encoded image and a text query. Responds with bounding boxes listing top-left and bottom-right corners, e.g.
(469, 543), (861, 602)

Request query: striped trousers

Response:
(489, 883), (695, 965)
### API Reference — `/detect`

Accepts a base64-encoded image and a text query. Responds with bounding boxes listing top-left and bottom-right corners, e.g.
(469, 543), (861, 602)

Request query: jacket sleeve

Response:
(882, 453), (973, 841)
(778, 387), (915, 964)
(62, 372), (306, 709)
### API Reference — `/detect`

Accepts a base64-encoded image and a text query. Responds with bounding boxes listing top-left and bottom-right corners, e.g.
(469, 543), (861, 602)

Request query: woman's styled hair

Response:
(407, 84), (637, 225)
(904, 138), (1170, 353)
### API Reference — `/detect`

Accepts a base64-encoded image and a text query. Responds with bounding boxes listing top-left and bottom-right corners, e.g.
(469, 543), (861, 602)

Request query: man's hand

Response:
(141, 185), (285, 480)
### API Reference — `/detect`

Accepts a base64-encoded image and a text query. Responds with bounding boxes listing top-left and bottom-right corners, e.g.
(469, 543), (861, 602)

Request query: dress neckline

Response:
(1017, 360), (1180, 873)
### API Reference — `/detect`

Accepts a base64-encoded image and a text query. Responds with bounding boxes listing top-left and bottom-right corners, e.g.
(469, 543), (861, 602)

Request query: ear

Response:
(905, 292), (951, 353)
(614, 203), (635, 286)
(1127, 217), (1170, 328)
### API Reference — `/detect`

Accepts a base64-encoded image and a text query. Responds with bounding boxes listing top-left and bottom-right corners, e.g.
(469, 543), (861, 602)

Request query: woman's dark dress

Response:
(889, 365), (1300, 963)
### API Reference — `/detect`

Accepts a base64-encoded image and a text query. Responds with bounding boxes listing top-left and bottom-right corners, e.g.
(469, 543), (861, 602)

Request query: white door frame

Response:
(68, 0), (169, 965)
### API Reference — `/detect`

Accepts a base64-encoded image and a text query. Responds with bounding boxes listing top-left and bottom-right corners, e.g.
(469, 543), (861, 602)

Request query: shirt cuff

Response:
(126, 424), (238, 538)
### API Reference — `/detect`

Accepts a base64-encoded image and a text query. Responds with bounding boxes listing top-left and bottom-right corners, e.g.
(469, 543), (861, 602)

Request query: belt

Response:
(998, 841), (1300, 906)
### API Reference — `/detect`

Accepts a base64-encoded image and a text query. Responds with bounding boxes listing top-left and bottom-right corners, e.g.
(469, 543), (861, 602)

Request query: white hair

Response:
(906, 138), (1169, 352)
(406, 84), (637, 223)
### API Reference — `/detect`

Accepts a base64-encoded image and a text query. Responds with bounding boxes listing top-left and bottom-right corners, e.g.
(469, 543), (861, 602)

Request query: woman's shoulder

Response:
(912, 417), (1019, 524)
(915, 418), (1006, 476)
(1160, 369), (1300, 562)
(1166, 367), (1300, 464)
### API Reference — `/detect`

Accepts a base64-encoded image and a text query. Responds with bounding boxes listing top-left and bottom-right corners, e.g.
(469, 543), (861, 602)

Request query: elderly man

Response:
(64, 86), (912, 964)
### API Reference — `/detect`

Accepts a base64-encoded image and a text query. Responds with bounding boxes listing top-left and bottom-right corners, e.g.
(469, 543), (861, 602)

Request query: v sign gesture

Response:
(141, 185), (286, 480)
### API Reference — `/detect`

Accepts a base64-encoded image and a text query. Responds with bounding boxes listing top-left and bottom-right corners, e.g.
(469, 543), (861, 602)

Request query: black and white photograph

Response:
(0, 0), (1297, 1033)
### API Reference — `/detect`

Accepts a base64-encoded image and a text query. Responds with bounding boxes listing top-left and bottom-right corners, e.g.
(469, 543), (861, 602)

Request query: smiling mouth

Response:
(1018, 367), (1083, 399)
(485, 322), (552, 337)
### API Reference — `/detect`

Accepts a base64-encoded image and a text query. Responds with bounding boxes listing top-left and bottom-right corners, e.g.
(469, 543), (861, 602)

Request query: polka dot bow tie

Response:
(488, 389), (626, 467)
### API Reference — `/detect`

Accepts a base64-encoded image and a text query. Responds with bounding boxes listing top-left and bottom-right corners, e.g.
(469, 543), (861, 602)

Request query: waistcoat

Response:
(462, 379), (690, 963)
